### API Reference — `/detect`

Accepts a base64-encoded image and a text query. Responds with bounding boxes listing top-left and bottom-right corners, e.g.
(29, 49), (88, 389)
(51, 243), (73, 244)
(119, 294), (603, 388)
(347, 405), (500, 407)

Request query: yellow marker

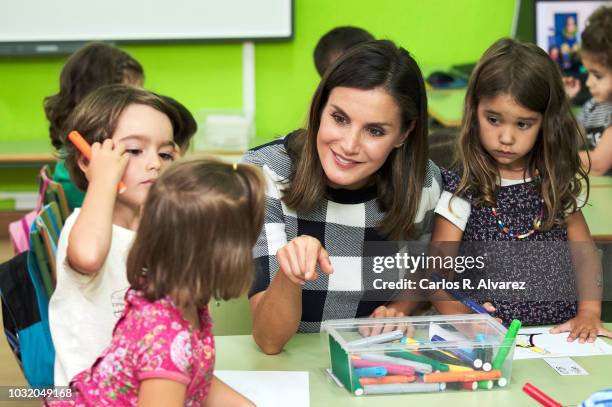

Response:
(447, 364), (474, 372)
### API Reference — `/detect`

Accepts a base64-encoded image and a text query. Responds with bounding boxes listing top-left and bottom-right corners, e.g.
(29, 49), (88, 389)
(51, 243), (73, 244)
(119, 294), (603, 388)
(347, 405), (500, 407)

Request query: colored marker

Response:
(418, 349), (471, 367)
(388, 351), (450, 372)
(475, 334), (493, 371)
(359, 375), (415, 386)
(352, 358), (415, 376)
(497, 377), (508, 387)
(68, 131), (127, 194)
(492, 319), (521, 369)
(522, 383), (562, 407)
(424, 370), (501, 383)
(363, 382), (446, 394)
(446, 364), (474, 372)
(431, 272), (489, 314)
(360, 353), (433, 374)
(350, 367), (364, 396)
(479, 380), (494, 390)
(354, 367), (387, 378)
(478, 319), (521, 390)
(347, 329), (404, 348)
(401, 336), (421, 349)
(446, 381), (478, 391)
(431, 335), (483, 368)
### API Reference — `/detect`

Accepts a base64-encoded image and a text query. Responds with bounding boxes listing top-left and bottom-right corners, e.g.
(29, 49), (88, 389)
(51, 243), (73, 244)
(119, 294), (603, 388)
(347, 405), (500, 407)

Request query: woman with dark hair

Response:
(243, 40), (442, 354)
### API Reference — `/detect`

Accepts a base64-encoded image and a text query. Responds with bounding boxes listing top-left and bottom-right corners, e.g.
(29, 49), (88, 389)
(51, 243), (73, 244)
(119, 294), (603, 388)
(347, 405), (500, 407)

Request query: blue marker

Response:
(354, 367), (388, 378)
(431, 335), (483, 369)
(431, 273), (489, 314)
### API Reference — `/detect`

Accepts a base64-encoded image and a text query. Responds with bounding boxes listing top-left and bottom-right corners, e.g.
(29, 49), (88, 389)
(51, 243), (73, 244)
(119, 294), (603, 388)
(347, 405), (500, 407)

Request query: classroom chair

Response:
(209, 296), (252, 335)
(30, 202), (63, 297)
(8, 165), (69, 255)
(39, 165), (70, 223)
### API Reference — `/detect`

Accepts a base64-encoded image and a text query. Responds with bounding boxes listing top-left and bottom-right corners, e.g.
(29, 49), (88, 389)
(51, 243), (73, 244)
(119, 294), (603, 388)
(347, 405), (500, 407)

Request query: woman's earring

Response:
(394, 143), (404, 149)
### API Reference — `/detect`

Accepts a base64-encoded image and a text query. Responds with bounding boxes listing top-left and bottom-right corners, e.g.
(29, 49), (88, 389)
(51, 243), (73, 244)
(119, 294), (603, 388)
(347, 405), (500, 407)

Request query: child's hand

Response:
(563, 76), (581, 99)
(358, 305), (414, 337)
(550, 311), (612, 343)
(84, 139), (129, 189)
(481, 302), (504, 325)
(276, 235), (333, 286)
(482, 302), (496, 313)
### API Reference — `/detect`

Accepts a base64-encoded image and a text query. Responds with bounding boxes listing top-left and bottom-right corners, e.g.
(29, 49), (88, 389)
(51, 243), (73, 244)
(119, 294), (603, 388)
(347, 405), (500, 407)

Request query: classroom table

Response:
(0, 139), (244, 166)
(215, 327), (612, 406)
(583, 177), (612, 241)
(421, 65), (466, 127)
(590, 175), (612, 188)
(427, 88), (465, 127)
(0, 140), (56, 168)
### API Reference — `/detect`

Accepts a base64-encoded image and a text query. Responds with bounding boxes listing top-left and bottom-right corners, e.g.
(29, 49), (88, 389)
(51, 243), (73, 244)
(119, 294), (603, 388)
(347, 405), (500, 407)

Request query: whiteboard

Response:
(0, 0), (293, 43)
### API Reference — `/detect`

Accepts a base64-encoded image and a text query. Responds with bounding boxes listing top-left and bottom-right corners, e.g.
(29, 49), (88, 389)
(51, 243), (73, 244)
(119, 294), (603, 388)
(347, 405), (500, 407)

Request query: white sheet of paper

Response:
(514, 327), (612, 360)
(215, 370), (309, 407)
(544, 357), (589, 375)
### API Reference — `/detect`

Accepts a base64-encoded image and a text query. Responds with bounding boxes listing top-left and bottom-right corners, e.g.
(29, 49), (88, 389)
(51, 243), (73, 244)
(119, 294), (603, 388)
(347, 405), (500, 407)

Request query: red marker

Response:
(68, 131), (127, 194)
(522, 383), (562, 407)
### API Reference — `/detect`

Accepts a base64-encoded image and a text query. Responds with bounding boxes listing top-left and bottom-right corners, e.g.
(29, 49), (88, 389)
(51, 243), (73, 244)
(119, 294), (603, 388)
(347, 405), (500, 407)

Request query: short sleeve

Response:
(435, 191), (471, 231)
(135, 321), (193, 385)
(577, 100), (590, 128)
(435, 168), (471, 231)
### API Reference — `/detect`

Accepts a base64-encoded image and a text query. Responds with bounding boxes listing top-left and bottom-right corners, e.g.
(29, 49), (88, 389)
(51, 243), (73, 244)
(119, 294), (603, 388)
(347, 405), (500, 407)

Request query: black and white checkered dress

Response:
(242, 133), (442, 332)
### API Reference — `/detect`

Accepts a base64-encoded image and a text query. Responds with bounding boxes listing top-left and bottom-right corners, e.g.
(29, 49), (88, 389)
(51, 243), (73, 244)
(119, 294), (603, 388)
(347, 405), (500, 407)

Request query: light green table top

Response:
(427, 88), (465, 127)
(421, 64), (466, 127)
(590, 176), (612, 188)
(215, 329), (612, 406)
(583, 179), (612, 240)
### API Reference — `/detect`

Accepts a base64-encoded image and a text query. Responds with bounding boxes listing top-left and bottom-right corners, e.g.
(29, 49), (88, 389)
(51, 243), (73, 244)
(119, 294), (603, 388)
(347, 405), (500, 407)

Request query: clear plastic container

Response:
(322, 314), (516, 396)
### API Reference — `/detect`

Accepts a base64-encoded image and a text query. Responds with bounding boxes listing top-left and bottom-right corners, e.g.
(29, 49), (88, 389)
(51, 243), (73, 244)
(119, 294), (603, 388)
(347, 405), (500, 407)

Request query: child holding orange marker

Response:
(49, 85), (187, 386)
(46, 158), (260, 406)
(44, 42), (145, 210)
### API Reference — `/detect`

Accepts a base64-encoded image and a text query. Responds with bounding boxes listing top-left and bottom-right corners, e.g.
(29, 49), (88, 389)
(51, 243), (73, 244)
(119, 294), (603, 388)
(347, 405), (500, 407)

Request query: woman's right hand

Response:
(276, 235), (333, 285)
(85, 139), (129, 189)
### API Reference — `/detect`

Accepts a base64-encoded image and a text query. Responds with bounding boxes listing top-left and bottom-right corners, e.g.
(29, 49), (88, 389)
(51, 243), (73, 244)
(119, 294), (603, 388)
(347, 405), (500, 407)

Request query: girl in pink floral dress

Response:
(46, 159), (264, 406)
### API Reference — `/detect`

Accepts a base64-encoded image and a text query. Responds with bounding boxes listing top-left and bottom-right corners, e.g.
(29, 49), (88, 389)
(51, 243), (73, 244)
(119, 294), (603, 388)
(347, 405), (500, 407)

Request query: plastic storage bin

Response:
(322, 314), (518, 396)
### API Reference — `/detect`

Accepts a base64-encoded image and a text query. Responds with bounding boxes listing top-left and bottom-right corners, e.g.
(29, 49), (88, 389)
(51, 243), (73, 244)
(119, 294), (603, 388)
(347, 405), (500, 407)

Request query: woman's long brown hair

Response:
(283, 40), (430, 240)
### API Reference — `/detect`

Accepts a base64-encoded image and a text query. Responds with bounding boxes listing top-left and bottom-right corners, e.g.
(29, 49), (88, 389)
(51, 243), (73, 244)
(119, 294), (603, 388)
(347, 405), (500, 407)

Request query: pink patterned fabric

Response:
(46, 289), (215, 406)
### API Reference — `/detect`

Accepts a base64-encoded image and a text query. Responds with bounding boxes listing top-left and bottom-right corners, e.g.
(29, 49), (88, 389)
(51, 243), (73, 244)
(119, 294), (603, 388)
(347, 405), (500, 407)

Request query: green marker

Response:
(350, 367), (364, 396)
(478, 319), (521, 390)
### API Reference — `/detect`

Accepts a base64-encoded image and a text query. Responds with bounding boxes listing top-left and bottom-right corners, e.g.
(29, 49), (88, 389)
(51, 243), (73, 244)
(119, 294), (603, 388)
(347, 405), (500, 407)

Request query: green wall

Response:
(0, 0), (517, 150)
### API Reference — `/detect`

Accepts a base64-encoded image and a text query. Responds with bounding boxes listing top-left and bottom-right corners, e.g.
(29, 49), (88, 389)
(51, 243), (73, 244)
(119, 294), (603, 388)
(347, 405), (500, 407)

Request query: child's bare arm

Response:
(430, 215), (471, 314)
(137, 379), (186, 407)
(550, 210), (612, 342)
(580, 127), (612, 176)
(67, 139), (128, 274)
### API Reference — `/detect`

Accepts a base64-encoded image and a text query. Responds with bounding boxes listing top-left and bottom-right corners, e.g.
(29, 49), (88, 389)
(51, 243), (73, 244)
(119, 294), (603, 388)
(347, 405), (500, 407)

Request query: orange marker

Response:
(423, 369), (501, 383)
(359, 375), (416, 386)
(68, 131), (127, 194)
